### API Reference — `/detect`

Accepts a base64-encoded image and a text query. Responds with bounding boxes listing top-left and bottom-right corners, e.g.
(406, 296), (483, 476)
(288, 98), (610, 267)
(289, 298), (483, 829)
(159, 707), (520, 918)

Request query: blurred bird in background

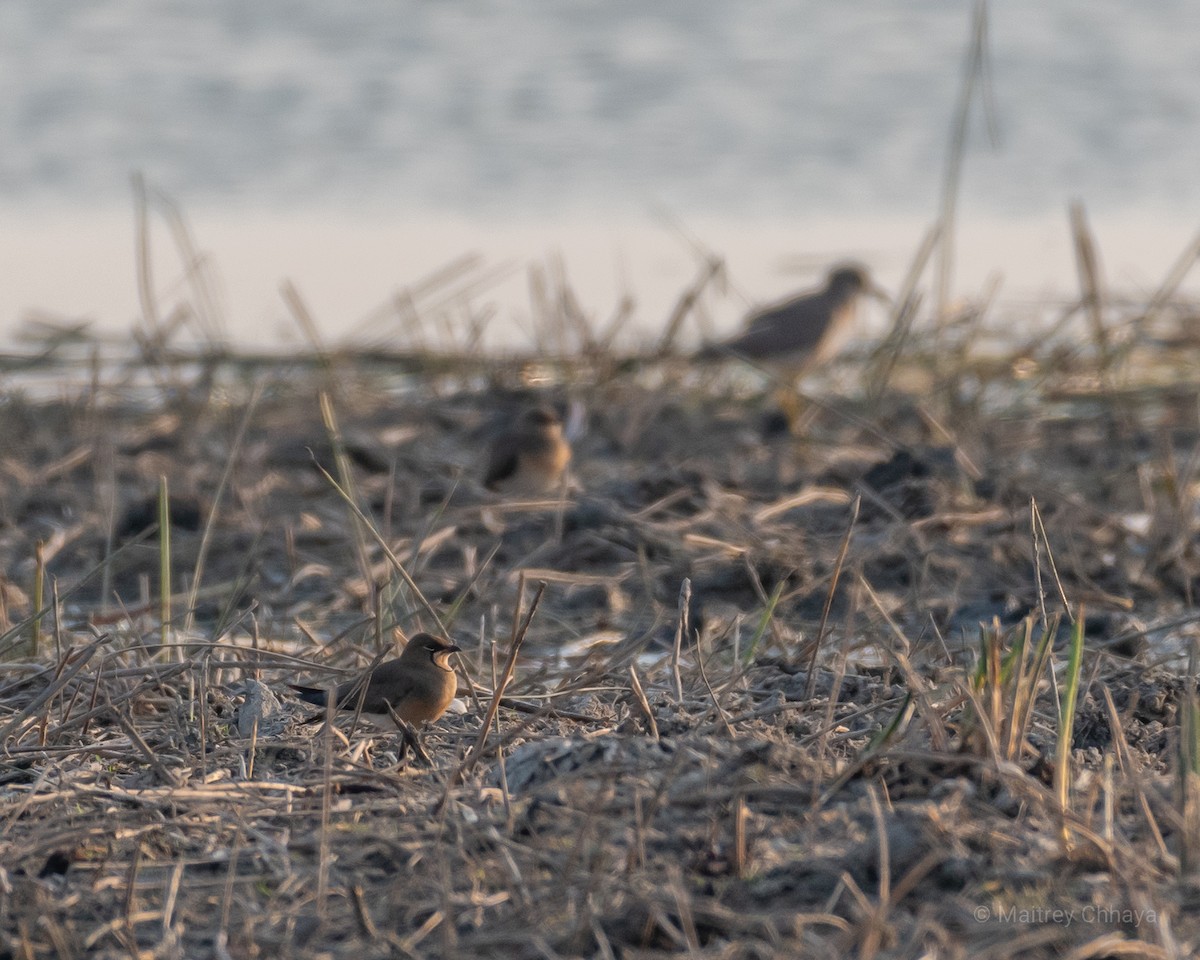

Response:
(483, 405), (573, 496)
(697, 262), (889, 430)
(699, 263), (887, 371)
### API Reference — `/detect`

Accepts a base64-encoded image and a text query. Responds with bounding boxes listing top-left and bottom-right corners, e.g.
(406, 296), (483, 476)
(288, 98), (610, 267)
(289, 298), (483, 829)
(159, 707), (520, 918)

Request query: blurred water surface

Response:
(4, 1), (1197, 214)
(1, 2), (1197, 341)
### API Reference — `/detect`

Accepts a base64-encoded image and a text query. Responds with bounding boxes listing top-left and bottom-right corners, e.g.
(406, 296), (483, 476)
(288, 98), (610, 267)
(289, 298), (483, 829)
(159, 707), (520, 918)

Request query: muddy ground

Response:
(3, 337), (1200, 959)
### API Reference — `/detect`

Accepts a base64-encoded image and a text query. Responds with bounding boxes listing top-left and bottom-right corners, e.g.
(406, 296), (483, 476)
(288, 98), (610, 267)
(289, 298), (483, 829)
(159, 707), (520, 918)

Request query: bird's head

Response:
(827, 264), (889, 304)
(520, 406), (563, 434)
(403, 633), (462, 669)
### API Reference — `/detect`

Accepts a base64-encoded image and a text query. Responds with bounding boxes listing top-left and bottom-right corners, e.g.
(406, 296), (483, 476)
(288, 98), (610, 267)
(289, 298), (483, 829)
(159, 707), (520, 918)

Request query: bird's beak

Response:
(443, 643), (462, 654)
(866, 282), (892, 306)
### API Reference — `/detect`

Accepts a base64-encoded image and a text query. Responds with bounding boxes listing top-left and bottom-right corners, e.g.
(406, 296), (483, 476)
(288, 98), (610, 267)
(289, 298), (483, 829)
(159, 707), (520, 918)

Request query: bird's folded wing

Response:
(484, 445), (519, 488)
(348, 669), (418, 714)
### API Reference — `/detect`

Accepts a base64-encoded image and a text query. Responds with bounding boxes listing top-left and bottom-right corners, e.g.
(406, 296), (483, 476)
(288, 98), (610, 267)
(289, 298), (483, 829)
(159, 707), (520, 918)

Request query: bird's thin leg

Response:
(384, 702), (435, 767)
(771, 374), (805, 436)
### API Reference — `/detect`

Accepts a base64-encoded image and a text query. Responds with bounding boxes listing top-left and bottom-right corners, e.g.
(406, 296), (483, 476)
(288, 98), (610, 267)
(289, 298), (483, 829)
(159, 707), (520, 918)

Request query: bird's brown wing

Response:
(483, 434), (520, 489)
(719, 317), (809, 360)
(721, 288), (858, 362)
(335, 661), (419, 714)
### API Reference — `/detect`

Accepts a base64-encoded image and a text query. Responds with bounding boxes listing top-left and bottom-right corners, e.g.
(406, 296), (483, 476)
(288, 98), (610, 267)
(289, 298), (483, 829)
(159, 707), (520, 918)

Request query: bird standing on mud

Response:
(484, 406), (573, 496)
(699, 263), (886, 373)
(291, 633), (461, 728)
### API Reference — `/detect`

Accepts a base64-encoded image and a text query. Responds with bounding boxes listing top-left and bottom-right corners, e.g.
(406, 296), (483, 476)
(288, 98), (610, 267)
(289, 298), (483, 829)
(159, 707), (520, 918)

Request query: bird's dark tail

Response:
(289, 684), (329, 707)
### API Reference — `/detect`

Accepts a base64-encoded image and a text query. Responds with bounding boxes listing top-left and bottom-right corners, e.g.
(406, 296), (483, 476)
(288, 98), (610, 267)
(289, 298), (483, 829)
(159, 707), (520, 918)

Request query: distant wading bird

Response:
(291, 633), (461, 729)
(699, 263), (887, 373)
(484, 406), (572, 496)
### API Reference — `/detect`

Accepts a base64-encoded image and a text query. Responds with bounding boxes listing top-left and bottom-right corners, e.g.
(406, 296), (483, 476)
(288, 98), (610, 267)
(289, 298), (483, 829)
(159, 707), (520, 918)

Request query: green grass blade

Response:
(1055, 608), (1086, 841)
